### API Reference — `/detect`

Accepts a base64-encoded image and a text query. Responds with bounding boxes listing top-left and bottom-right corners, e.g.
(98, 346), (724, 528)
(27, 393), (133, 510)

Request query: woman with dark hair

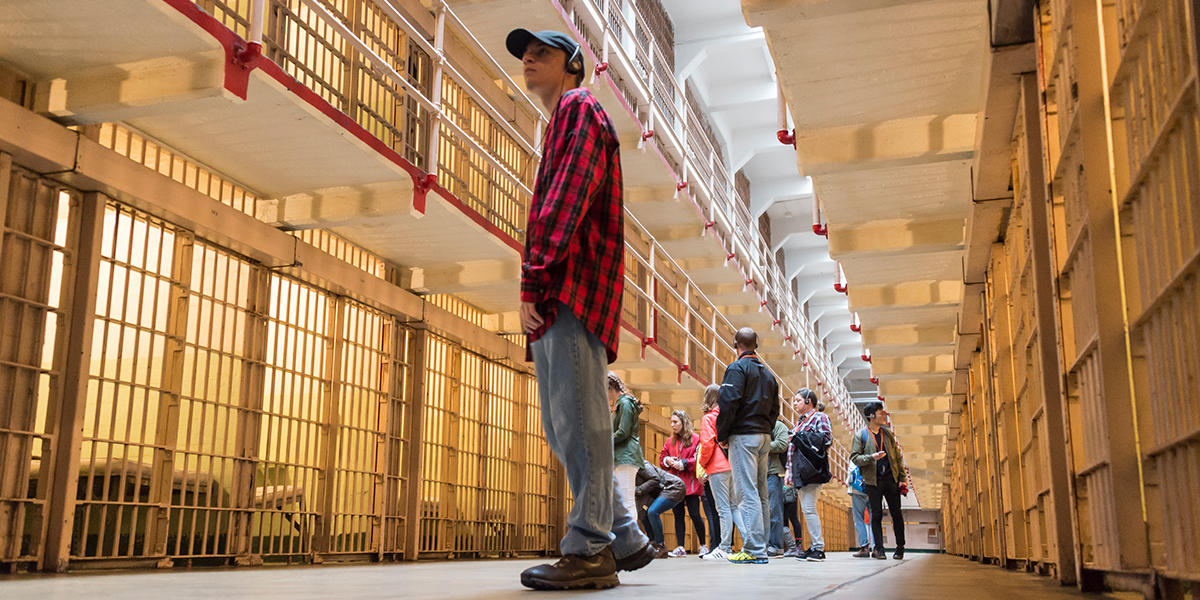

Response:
(785, 388), (833, 561)
(609, 372), (643, 523)
(660, 409), (706, 557)
(698, 384), (738, 560)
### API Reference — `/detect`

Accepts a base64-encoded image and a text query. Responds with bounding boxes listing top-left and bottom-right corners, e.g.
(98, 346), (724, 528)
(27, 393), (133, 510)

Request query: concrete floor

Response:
(0, 553), (1126, 599)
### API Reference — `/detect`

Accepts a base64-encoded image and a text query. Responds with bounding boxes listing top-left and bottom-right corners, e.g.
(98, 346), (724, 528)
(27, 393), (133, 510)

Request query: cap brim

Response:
(505, 28), (539, 60)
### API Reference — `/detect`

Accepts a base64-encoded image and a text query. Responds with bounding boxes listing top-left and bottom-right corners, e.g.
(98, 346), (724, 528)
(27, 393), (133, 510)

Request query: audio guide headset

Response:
(565, 44), (583, 75)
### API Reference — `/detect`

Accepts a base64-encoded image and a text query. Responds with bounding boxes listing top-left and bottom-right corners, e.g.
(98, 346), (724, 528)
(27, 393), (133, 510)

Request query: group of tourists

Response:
(508, 24), (909, 590)
(607, 330), (909, 567)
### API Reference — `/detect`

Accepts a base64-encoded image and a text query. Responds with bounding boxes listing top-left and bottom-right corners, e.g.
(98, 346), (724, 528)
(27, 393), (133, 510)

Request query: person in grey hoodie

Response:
(609, 372), (643, 522)
(635, 461), (684, 557)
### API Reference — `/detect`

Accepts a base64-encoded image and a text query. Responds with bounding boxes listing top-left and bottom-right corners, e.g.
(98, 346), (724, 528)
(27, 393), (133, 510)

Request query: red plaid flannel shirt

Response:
(522, 88), (624, 363)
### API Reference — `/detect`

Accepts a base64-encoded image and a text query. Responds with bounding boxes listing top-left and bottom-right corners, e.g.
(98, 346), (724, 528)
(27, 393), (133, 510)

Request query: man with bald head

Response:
(715, 327), (780, 563)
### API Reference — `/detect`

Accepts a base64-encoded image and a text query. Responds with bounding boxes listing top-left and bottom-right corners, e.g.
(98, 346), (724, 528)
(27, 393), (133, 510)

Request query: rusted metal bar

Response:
(232, 264), (270, 565)
(401, 325), (427, 561)
(313, 296), (346, 557)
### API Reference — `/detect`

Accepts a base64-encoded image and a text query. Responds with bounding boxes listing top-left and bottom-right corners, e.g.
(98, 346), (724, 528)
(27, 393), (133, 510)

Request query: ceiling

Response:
(660, 0), (877, 390)
(732, 0), (991, 508)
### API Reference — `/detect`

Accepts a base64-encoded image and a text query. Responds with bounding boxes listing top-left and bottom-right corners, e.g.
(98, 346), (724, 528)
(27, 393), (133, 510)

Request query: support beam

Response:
(847, 280), (962, 309)
(862, 323), (956, 348)
(794, 113), (977, 176)
(41, 191), (105, 572)
(828, 217), (965, 257)
(750, 177), (813, 219)
(1018, 73), (1077, 585)
(34, 52), (228, 124)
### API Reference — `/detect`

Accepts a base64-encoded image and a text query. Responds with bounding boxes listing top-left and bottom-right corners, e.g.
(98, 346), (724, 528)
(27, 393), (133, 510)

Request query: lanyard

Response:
(872, 430), (884, 454)
(798, 411), (820, 432)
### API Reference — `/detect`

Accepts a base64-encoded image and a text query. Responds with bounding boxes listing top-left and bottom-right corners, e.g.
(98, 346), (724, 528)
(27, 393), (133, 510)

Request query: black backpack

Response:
(789, 427), (831, 486)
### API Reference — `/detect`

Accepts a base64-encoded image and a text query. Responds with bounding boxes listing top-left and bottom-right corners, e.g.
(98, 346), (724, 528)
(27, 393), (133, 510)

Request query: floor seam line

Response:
(805, 560), (910, 599)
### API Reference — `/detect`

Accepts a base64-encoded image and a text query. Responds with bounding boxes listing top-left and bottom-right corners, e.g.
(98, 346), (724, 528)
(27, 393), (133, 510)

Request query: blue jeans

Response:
(531, 303), (648, 558)
(851, 492), (873, 548)
(767, 473), (785, 549)
(728, 433), (769, 557)
(708, 470), (738, 552)
(643, 496), (678, 544)
(799, 482), (823, 551)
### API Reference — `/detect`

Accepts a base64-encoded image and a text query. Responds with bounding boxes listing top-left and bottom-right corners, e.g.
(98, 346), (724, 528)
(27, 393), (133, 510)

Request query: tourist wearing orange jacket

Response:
(697, 384), (740, 560)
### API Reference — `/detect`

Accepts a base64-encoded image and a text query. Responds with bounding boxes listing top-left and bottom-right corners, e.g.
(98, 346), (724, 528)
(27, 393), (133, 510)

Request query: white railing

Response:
(275, 0), (547, 202)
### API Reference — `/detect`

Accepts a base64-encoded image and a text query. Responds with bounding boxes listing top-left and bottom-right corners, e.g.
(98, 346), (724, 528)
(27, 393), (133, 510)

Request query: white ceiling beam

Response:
(675, 45), (709, 84)
(751, 177), (813, 218)
(675, 28), (765, 50)
(783, 245), (832, 276)
(706, 80), (778, 113)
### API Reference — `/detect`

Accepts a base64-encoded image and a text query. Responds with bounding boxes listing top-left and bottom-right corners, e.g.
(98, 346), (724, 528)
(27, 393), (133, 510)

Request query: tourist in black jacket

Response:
(714, 327), (779, 564)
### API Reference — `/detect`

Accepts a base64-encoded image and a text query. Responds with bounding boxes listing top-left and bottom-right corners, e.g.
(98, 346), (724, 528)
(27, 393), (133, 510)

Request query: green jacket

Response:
(613, 394), (643, 467)
(849, 426), (907, 488)
(768, 419), (790, 476)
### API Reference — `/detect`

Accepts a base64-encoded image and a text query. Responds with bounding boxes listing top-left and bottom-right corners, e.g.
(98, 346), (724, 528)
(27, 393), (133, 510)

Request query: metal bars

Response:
(0, 159), (77, 570)
(1111, 0), (1200, 582)
(947, 0), (1200, 591)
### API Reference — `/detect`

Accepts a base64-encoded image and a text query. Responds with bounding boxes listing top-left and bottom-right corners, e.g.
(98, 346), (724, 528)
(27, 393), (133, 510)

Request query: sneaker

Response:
(893, 546), (905, 560)
(852, 545), (872, 558)
(614, 542), (656, 572)
(794, 547), (811, 561)
(697, 545), (709, 557)
(668, 545), (686, 558)
(701, 548), (730, 561)
(727, 551), (768, 564)
(782, 546), (799, 558)
(520, 547), (619, 590)
(766, 546), (784, 558)
(653, 544), (670, 559)
(805, 549), (826, 562)
(871, 547), (886, 560)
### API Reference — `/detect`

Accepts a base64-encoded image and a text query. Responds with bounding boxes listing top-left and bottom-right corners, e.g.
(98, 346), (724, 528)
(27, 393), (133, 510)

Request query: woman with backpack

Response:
(660, 409), (706, 557)
(784, 387), (832, 561)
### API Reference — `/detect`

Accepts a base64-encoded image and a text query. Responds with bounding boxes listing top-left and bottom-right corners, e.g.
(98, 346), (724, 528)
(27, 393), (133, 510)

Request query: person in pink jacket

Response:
(661, 409), (706, 556)
(697, 384), (739, 560)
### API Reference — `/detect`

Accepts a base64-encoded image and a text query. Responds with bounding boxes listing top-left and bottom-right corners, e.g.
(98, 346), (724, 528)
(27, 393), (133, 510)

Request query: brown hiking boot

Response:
(520, 546), (619, 590)
(615, 542), (656, 572)
(853, 545), (871, 558)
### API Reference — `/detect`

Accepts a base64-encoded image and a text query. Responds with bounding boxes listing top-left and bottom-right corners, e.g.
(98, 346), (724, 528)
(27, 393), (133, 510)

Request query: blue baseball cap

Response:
(506, 28), (584, 72)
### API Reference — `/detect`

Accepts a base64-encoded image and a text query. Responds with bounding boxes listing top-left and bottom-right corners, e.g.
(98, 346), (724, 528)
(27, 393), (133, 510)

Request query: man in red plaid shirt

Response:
(506, 28), (653, 590)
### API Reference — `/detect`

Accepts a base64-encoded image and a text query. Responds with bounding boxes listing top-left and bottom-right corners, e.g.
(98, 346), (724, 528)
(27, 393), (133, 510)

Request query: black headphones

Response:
(565, 45), (583, 75)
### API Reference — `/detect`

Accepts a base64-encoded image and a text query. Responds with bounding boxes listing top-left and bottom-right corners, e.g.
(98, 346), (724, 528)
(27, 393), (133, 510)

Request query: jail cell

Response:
(1109, 0), (1200, 582)
(1036, 0), (1149, 576)
(984, 242), (1030, 566)
(0, 160), (81, 570)
(1007, 82), (1070, 576)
